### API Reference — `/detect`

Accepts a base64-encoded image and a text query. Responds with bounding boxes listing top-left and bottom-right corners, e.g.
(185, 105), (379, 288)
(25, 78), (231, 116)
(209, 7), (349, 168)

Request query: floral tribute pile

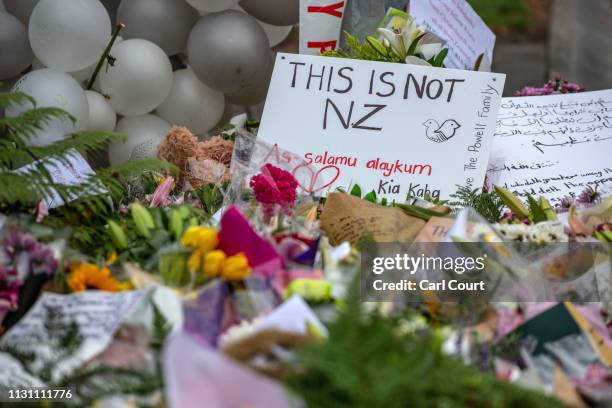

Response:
(0, 12), (610, 408)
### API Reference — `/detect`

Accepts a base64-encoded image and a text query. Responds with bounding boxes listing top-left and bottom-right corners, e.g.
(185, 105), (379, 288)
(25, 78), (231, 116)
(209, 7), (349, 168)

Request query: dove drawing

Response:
(422, 119), (461, 143)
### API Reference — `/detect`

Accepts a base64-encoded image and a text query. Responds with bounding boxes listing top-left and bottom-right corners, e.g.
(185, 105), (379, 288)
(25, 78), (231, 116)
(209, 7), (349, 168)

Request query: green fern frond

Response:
(0, 91), (177, 215)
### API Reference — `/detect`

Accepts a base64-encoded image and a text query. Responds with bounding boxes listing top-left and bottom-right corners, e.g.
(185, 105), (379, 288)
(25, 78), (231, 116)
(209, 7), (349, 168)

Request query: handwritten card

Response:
(320, 192), (427, 244)
(410, 0), (496, 70)
(14, 150), (105, 208)
(258, 53), (505, 200)
(487, 89), (612, 204)
(0, 291), (143, 382)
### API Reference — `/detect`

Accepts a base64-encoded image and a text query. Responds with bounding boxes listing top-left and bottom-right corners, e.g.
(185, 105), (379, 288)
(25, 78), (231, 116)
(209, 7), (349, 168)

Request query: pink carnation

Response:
(250, 164), (298, 218)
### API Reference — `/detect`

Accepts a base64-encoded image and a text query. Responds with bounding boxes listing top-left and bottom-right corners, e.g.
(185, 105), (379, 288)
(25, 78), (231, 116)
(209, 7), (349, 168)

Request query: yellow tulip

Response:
(181, 226), (218, 252)
(221, 253), (251, 281)
(203, 250), (227, 278)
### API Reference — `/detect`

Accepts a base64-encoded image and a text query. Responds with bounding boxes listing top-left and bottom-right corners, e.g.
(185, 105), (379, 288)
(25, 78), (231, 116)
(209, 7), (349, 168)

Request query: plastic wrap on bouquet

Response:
(446, 209), (609, 303)
(224, 130), (328, 221)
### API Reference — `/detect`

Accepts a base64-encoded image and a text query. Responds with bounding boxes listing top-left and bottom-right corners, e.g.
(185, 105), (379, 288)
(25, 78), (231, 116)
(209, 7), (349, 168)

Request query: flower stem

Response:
(86, 22), (125, 91)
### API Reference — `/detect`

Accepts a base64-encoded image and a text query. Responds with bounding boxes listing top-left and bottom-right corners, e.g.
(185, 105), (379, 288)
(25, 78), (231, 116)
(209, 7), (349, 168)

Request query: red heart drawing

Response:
(292, 163), (341, 194)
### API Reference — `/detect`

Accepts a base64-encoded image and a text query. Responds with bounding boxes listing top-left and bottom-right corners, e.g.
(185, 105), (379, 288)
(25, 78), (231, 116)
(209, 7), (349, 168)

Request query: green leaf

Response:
(407, 32), (427, 56)
(538, 196), (558, 221)
(363, 191), (377, 203)
(366, 36), (388, 57)
(432, 48), (449, 67)
(527, 194), (547, 223)
(494, 186), (529, 219)
(350, 184), (362, 198)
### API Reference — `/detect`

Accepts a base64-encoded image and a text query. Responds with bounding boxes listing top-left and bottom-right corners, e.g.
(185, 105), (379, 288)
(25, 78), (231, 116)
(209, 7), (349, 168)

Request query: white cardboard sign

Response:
(299, 0), (347, 55)
(487, 89), (612, 203)
(258, 53), (506, 200)
(410, 0), (496, 71)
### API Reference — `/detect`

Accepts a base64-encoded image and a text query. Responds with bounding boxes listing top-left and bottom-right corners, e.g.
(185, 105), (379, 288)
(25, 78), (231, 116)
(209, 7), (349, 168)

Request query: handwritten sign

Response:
(300, 0), (347, 55)
(258, 53), (505, 200)
(410, 0), (496, 70)
(14, 150), (105, 208)
(487, 89), (612, 203)
(0, 291), (143, 382)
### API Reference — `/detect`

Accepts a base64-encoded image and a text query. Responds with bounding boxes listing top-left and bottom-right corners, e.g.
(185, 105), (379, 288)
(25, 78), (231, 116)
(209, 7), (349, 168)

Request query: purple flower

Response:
(2, 228), (57, 277)
(516, 76), (585, 97)
(555, 195), (575, 214)
(577, 186), (600, 205)
(0, 265), (21, 305)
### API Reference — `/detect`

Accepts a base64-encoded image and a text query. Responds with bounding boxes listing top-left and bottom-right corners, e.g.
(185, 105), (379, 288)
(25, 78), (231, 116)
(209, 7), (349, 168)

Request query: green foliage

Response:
(450, 186), (505, 223)
(0, 91), (175, 215)
(343, 183), (385, 205)
(285, 290), (567, 408)
(323, 31), (448, 67)
(394, 203), (447, 221)
(193, 182), (227, 217)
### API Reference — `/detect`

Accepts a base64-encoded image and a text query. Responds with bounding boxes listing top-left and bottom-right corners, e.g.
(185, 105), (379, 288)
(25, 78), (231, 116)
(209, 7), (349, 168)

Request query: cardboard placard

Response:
(299, 0), (347, 55)
(259, 53), (505, 201)
(487, 90), (612, 204)
(410, 0), (496, 70)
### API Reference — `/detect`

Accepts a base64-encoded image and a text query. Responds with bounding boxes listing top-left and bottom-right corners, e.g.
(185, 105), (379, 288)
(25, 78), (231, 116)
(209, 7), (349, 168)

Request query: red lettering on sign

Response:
(307, 40), (337, 53)
(307, 1), (345, 18)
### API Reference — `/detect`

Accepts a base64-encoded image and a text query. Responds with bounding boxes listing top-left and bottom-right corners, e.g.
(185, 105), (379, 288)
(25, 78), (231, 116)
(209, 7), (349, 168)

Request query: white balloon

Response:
(98, 39), (173, 117)
(187, 0), (238, 12)
(29, 0), (111, 72)
(109, 114), (171, 165)
(85, 90), (116, 132)
(156, 69), (224, 134)
(6, 69), (89, 147)
(31, 57), (94, 85)
(233, 5), (291, 47)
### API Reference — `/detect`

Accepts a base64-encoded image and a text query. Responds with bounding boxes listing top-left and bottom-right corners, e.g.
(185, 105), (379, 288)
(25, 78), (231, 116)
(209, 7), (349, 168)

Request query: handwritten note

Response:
(320, 193), (427, 245)
(410, 0), (496, 70)
(259, 53), (505, 201)
(0, 291), (143, 381)
(487, 89), (612, 203)
(14, 150), (105, 208)
(0, 353), (46, 387)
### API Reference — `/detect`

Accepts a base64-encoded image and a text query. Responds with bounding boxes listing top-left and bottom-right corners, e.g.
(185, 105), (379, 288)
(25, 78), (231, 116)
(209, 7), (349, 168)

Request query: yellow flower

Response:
(203, 250), (226, 278)
(221, 252), (251, 281)
(181, 226), (218, 252)
(67, 263), (130, 292)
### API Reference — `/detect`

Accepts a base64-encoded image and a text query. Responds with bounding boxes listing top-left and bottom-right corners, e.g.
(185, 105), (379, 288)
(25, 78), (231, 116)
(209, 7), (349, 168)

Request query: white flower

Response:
(418, 42), (444, 60)
(378, 18), (445, 63)
(405, 56), (432, 66)
(494, 224), (530, 242)
(378, 27), (409, 58)
(528, 222), (569, 243)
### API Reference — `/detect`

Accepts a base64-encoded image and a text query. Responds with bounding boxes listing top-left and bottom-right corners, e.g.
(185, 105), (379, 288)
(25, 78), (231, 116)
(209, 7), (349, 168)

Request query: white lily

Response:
(377, 27), (408, 58)
(404, 56), (431, 66)
(377, 18), (445, 62)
